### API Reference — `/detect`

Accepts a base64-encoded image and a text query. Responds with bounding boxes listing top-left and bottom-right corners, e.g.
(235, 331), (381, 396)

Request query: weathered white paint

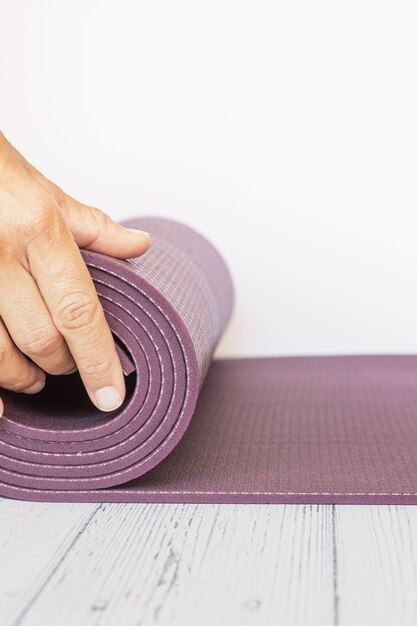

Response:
(1, 500), (416, 626)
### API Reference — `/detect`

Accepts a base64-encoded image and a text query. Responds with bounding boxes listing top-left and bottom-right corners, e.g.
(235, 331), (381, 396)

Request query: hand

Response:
(0, 131), (151, 416)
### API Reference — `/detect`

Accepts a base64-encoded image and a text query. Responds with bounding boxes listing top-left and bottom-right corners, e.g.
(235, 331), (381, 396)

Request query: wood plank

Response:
(0, 498), (100, 625)
(8, 502), (417, 626)
(7, 503), (335, 626)
(335, 505), (417, 626)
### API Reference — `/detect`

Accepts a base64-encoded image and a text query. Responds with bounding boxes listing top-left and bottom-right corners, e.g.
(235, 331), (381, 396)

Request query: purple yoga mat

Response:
(1, 218), (416, 504)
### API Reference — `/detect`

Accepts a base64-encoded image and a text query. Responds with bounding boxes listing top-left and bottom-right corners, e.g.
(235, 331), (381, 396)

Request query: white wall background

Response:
(1, 0), (417, 358)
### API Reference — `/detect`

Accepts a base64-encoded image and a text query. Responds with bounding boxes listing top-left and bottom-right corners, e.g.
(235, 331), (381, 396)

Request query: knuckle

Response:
(51, 185), (67, 208)
(82, 357), (111, 380)
(21, 328), (62, 359)
(23, 204), (56, 239)
(87, 207), (109, 242)
(91, 206), (109, 228)
(0, 202), (60, 256)
(55, 294), (100, 331)
(12, 372), (37, 392)
(25, 205), (71, 253)
(0, 359), (37, 393)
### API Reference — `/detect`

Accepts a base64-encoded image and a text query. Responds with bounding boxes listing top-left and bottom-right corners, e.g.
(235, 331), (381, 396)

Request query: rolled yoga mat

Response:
(1, 217), (417, 505)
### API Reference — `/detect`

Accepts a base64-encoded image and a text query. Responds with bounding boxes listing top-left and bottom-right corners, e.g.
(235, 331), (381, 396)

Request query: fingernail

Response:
(65, 366), (78, 375)
(127, 229), (151, 239)
(23, 379), (46, 395)
(0, 399), (3, 418)
(94, 386), (123, 412)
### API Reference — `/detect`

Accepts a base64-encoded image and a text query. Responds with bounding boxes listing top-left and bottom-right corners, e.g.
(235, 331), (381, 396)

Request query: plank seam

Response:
(10, 504), (104, 626)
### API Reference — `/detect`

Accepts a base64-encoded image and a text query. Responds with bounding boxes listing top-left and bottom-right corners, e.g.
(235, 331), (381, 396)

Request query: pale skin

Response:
(0, 131), (151, 416)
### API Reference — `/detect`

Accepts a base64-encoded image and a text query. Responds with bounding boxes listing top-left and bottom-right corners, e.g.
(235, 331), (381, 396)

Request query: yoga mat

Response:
(1, 217), (417, 505)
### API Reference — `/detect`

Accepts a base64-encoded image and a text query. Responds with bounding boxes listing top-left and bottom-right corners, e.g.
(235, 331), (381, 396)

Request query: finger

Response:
(0, 263), (76, 376)
(0, 316), (46, 394)
(60, 200), (151, 259)
(28, 212), (126, 412)
(1, 147), (151, 259)
(0, 396), (3, 418)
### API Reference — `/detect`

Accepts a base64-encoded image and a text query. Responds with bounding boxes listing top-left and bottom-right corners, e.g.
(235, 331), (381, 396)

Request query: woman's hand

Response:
(0, 131), (150, 416)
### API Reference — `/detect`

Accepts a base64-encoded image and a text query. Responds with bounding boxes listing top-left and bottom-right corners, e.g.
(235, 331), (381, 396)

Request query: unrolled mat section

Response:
(1, 218), (417, 504)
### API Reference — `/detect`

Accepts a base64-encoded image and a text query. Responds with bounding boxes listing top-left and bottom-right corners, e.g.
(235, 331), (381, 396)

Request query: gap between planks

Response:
(1, 500), (417, 626)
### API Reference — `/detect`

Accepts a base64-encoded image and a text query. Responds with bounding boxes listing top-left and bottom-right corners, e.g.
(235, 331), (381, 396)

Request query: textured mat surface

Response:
(0, 218), (416, 504)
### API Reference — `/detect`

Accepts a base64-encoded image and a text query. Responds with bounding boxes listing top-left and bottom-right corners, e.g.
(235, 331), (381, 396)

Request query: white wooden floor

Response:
(1, 499), (417, 626)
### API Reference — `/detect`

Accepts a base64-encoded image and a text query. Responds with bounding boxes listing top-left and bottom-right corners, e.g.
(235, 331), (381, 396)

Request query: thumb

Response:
(61, 199), (151, 259)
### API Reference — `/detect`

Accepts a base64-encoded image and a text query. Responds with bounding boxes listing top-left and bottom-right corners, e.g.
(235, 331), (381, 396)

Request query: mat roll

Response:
(0, 217), (234, 501)
(2, 218), (417, 505)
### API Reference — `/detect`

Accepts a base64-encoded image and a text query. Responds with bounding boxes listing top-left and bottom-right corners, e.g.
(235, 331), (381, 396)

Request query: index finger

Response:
(28, 213), (125, 412)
